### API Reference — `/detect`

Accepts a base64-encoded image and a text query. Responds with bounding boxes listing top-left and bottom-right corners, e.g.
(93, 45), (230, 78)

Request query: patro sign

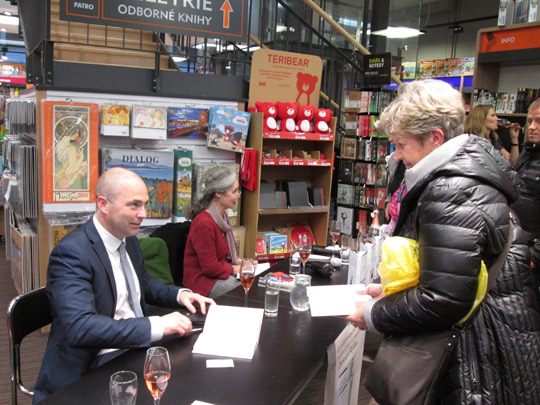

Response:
(60, 0), (249, 42)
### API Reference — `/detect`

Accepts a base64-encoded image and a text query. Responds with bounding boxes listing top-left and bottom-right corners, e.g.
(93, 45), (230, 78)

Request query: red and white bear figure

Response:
(296, 105), (315, 133)
(314, 108), (332, 133)
(276, 101), (298, 132)
(255, 102), (278, 133)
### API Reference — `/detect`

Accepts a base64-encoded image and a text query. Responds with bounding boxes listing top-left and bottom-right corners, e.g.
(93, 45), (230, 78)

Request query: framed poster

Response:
(41, 101), (99, 211)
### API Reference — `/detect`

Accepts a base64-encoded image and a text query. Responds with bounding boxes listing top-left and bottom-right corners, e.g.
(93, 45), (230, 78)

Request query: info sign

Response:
(363, 52), (391, 86)
(59, 0), (249, 42)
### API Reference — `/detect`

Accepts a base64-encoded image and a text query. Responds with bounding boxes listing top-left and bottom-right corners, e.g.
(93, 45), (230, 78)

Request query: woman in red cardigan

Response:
(183, 166), (242, 298)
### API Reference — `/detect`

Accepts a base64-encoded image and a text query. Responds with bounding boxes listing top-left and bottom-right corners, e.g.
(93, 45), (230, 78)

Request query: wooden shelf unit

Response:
(473, 21), (540, 94)
(241, 112), (336, 259)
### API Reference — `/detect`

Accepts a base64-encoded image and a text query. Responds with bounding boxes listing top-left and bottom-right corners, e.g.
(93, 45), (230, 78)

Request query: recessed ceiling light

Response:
(371, 26), (425, 39)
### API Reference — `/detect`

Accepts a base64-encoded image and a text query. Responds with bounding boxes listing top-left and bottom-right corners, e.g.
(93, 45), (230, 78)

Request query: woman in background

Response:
(183, 166), (242, 298)
(465, 104), (511, 159)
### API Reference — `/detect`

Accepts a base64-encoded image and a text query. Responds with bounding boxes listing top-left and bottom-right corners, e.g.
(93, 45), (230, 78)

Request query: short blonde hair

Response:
(376, 79), (466, 142)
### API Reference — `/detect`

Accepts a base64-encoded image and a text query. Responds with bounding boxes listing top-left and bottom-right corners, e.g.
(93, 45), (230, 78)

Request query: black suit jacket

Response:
(34, 219), (183, 403)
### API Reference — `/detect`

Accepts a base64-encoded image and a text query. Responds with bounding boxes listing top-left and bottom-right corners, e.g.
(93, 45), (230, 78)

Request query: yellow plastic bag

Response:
(378, 237), (488, 321)
(378, 237), (420, 296)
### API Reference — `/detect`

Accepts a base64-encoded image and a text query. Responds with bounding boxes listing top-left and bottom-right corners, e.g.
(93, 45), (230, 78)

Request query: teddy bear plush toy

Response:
(255, 102), (278, 133)
(296, 105), (315, 133)
(276, 101), (298, 132)
(313, 108), (332, 133)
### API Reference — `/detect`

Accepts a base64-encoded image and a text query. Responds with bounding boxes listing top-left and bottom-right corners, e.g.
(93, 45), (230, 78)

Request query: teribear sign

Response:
(60, 0), (249, 42)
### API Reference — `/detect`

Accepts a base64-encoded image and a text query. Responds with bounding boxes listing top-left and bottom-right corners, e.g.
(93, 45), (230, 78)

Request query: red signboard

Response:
(0, 63), (26, 85)
(480, 25), (540, 53)
(0, 76), (26, 84)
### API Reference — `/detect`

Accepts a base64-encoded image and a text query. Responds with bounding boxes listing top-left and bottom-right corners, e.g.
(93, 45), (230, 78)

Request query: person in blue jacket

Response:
(34, 167), (214, 403)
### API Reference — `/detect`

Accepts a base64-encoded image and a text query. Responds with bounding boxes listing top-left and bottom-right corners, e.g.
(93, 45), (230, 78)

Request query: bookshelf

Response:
(241, 112), (336, 260)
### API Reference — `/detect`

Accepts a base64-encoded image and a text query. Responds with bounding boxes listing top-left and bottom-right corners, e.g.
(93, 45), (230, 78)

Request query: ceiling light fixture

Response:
(0, 15), (19, 25)
(371, 26), (425, 39)
(194, 43), (217, 49)
(276, 24), (295, 33)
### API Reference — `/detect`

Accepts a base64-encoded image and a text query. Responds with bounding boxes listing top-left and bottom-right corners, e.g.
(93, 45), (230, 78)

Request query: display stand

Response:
(241, 112), (335, 260)
(8, 89), (243, 289)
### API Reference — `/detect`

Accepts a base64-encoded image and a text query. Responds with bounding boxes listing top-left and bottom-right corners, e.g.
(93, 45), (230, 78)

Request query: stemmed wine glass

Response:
(144, 346), (171, 405)
(298, 234), (312, 274)
(239, 258), (255, 307)
(329, 220), (342, 261)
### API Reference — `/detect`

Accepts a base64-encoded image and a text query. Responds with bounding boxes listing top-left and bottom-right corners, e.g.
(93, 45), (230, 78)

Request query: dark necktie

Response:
(118, 242), (144, 317)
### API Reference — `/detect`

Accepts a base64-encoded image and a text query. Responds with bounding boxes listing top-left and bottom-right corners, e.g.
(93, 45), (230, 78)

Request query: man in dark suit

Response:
(34, 168), (214, 403)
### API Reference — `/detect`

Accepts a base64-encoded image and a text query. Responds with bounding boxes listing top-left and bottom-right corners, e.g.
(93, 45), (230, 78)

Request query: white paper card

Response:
(206, 359), (234, 368)
(307, 284), (370, 317)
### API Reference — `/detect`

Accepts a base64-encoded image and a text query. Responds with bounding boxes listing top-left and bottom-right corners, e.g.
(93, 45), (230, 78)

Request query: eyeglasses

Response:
(227, 189), (242, 196)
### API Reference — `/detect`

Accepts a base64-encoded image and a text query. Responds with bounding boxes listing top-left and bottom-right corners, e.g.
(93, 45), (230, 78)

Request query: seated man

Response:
(34, 168), (214, 403)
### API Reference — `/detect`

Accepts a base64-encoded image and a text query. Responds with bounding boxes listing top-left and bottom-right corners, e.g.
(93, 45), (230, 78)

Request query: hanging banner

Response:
(364, 52), (391, 86)
(59, 0), (249, 42)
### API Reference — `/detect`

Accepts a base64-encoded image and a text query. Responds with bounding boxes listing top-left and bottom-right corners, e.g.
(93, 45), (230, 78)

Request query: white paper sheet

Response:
(192, 305), (264, 359)
(307, 284), (371, 317)
(256, 262), (271, 275)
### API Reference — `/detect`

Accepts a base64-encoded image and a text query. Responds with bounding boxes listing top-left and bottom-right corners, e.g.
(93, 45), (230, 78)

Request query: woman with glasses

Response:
(183, 166), (242, 298)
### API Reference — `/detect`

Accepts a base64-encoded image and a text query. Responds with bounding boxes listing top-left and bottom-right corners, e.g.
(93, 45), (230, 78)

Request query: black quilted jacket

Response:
(512, 142), (540, 234)
(370, 135), (540, 404)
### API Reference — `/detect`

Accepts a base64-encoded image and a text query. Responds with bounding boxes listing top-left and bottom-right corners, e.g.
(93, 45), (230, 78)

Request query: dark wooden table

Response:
(40, 260), (351, 405)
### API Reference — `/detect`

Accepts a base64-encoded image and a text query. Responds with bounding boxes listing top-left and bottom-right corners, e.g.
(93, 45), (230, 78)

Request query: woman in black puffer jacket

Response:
(348, 79), (540, 404)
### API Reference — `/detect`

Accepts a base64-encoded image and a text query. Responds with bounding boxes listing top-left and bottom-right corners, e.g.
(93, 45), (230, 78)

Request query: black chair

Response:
(150, 221), (191, 286)
(7, 287), (52, 404)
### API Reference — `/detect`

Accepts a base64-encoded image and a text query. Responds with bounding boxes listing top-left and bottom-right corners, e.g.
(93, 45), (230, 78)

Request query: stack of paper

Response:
(192, 305), (264, 360)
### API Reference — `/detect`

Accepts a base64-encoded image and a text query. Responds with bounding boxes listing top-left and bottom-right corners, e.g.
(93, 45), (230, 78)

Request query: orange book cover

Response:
(41, 101), (99, 204)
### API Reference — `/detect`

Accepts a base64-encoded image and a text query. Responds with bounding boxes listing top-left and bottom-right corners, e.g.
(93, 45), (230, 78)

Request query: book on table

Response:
(192, 305), (264, 360)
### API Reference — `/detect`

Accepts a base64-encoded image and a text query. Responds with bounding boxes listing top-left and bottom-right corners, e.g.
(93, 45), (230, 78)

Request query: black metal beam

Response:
(36, 62), (249, 102)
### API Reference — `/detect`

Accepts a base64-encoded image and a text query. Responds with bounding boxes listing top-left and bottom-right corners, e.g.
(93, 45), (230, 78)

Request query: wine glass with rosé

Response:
(144, 347), (171, 405)
(240, 258), (255, 307)
(298, 234), (312, 274)
(329, 220), (342, 261)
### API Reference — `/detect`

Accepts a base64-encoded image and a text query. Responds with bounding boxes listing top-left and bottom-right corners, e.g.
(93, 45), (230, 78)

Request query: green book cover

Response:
(173, 149), (193, 218)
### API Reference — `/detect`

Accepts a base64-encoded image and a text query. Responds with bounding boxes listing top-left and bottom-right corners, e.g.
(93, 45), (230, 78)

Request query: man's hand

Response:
(180, 291), (215, 315)
(161, 311), (193, 337)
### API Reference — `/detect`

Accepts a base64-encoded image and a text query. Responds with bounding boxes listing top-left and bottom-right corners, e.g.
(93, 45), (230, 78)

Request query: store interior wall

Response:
(416, 0), (498, 61)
